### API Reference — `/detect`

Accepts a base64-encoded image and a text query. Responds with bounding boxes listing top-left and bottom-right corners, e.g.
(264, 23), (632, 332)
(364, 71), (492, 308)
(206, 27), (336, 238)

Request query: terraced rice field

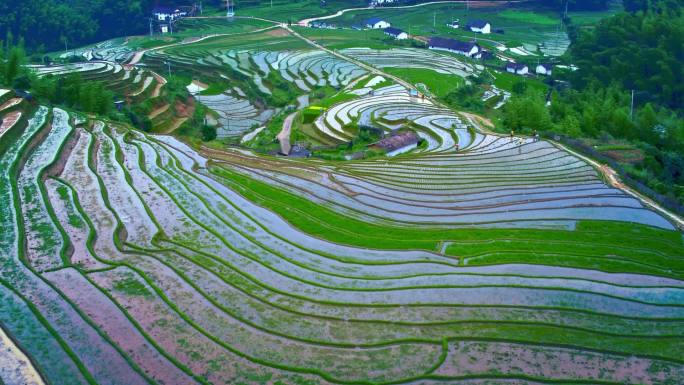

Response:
(30, 61), (159, 103)
(147, 39), (369, 138)
(1, 91), (684, 384)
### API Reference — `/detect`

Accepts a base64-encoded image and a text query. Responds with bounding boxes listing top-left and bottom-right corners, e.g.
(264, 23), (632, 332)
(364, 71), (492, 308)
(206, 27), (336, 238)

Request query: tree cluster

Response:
(0, 0), (154, 54)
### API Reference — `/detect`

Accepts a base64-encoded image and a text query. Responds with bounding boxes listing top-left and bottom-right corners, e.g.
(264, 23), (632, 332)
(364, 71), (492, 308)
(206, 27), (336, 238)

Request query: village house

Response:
(370, 0), (397, 6)
(365, 17), (391, 29)
(153, 6), (187, 22)
(384, 27), (408, 40)
(466, 20), (491, 34)
(428, 37), (481, 58)
(370, 131), (420, 157)
(446, 20), (460, 29)
(309, 21), (336, 29)
(505, 62), (529, 75)
(536, 63), (553, 76)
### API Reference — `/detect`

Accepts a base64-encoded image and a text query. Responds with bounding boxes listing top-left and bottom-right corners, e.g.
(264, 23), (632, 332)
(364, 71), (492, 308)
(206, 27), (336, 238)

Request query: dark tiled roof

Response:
(467, 19), (489, 29)
(372, 131), (419, 152)
(365, 17), (384, 25)
(384, 27), (405, 36)
(428, 37), (479, 53)
(152, 6), (179, 14)
(505, 62), (528, 70)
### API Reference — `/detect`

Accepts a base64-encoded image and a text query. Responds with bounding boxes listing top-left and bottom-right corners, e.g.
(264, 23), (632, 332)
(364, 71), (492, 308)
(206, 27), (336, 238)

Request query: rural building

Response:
(505, 62), (529, 75)
(446, 20), (460, 29)
(536, 63), (553, 76)
(309, 21), (336, 29)
(365, 17), (391, 29)
(153, 6), (187, 21)
(466, 20), (491, 34)
(370, 0), (397, 6)
(370, 131), (419, 157)
(384, 27), (408, 40)
(428, 37), (481, 58)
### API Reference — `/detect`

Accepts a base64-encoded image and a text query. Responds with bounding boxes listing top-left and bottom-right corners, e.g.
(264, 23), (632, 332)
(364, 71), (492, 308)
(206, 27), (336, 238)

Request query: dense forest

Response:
(503, 0), (684, 207)
(0, 0), (153, 53)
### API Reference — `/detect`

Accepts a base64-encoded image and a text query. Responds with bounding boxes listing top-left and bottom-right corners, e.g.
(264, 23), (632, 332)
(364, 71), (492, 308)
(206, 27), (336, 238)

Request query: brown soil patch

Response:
(149, 104), (170, 120)
(174, 98), (195, 118)
(266, 28), (290, 37)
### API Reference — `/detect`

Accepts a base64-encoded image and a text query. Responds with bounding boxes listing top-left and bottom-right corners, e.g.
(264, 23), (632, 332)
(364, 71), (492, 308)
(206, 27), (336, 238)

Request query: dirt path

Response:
(150, 71), (167, 98)
(160, 117), (188, 134)
(298, 0), (525, 26)
(149, 104), (170, 119)
(277, 111), (298, 155)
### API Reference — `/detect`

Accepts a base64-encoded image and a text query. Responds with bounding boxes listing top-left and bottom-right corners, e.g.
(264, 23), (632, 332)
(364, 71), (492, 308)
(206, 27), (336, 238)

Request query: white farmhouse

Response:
(384, 27), (408, 40)
(365, 17), (391, 29)
(428, 37), (481, 58)
(505, 62), (529, 75)
(536, 63), (553, 76)
(466, 20), (491, 34)
(153, 6), (186, 21)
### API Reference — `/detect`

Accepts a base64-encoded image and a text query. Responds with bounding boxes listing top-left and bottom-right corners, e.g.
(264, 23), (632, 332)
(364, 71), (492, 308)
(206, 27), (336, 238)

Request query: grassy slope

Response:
(383, 67), (464, 98)
(212, 166), (684, 279)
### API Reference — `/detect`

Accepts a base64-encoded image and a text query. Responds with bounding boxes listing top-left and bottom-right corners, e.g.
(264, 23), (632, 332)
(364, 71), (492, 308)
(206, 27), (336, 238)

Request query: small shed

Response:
(536, 63), (553, 76)
(370, 131), (419, 157)
(466, 20), (491, 34)
(384, 27), (408, 40)
(365, 17), (391, 29)
(446, 20), (460, 29)
(505, 62), (529, 75)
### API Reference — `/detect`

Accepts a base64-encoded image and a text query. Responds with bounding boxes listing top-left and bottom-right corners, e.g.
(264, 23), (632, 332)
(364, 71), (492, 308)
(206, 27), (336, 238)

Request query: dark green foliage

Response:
(200, 124), (217, 141)
(31, 73), (114, 115)
(164, 75), (191, 104)
(567, 9), (684, 110)
(126, 108), (152, 132)
(442, 84), (484, 112)
(0, 0), (153, 54)
(502, 89), (552, 133)
(302, 107), (323, 123)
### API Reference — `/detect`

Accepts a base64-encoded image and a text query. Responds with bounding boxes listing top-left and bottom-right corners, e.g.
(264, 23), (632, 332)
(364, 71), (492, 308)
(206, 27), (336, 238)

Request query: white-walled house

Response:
(505, 62), (529, 75)
(466, 20), (491, 34)
(446, 20), (460, 29)
(536, 63), (553, 76)
(153, 6), (186, 21)
(384, 27), (408, 40)
(428, 37), (481, 58)
(365, 17), (391, 29)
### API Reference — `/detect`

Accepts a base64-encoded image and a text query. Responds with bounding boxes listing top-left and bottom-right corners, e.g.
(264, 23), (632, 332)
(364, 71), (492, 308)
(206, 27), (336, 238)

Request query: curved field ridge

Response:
(0, 101), (683, 383)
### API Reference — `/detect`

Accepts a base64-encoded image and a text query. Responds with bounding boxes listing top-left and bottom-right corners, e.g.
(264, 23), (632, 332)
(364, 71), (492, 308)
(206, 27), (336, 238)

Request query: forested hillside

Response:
(0, 0), (153, 53)
(1, 0), (615, 54)
(502, 0), (684, 209)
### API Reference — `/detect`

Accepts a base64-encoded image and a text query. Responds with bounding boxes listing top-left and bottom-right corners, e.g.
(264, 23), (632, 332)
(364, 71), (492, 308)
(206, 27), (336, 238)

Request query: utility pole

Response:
(433, 11), (436, 28)
(630, 89), (635, 121)
(564, 0), (569, 19)
(149, 18), (153, 36)
(165, 61), (172, 78)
